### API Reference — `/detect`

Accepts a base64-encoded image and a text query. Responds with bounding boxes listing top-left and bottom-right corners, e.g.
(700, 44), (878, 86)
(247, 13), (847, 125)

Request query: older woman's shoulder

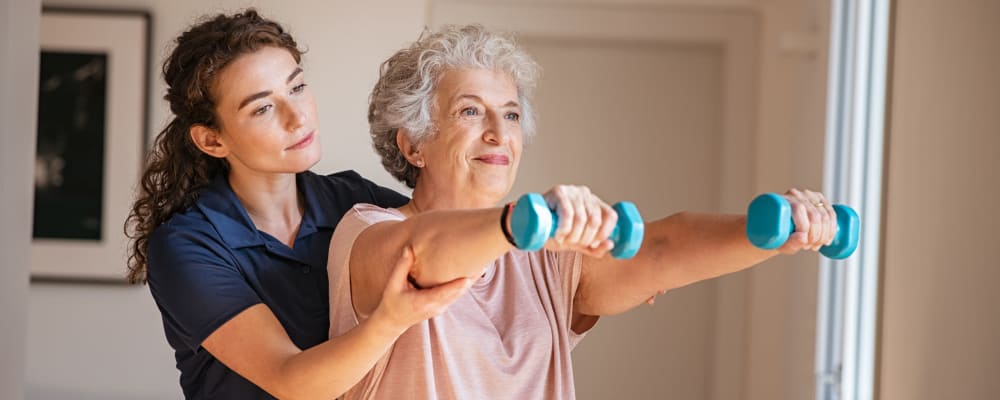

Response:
(330, 204), (407, 249)
(345, 203), (406, 224)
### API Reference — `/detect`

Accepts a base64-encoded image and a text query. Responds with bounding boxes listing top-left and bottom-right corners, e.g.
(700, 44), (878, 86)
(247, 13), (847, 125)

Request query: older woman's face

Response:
(416, 68), (523, 204)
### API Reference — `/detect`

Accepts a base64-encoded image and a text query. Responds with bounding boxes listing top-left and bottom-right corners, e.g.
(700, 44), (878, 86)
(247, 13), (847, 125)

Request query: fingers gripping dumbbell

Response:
(509, 193), (645, 259)
(746, 193), (860, 259)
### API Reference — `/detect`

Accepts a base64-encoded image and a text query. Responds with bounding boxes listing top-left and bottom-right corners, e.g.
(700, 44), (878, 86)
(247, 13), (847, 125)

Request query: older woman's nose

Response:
(482, 111), (509, 144)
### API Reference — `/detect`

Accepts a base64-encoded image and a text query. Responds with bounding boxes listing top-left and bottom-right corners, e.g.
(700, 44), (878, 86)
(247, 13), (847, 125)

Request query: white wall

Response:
(1, 0), (40, 399)
(879, 1), (1000, 399)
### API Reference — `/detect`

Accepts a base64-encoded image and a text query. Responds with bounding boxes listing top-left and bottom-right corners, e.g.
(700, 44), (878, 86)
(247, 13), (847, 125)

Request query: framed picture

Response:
(32, 8), (150, 282)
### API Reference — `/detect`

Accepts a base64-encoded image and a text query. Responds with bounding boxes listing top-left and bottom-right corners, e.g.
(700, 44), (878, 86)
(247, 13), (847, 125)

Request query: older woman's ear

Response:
(396, 128), (425, 167)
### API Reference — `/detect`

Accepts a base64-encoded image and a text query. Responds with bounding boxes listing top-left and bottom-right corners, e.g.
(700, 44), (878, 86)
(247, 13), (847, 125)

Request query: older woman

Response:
(328, 25), (838, 399)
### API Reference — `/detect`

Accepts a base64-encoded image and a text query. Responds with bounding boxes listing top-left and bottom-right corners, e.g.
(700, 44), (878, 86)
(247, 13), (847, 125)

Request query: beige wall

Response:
(745, 0), (831, 399)
(879, 1), (1000, 399)
(519, 37), (726, 400)
(1, 0), (40, 398)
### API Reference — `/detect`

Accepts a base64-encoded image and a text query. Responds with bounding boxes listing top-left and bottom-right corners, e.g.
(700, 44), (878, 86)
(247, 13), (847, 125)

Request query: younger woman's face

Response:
(208, 46), (321, 176)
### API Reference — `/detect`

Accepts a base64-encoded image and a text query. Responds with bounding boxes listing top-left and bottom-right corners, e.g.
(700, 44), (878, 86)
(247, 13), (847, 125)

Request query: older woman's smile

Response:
(473, 154), (510, 165)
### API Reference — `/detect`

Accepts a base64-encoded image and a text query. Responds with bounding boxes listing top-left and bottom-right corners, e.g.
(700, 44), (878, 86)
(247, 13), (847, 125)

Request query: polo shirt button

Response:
(301, 266), (311, 274)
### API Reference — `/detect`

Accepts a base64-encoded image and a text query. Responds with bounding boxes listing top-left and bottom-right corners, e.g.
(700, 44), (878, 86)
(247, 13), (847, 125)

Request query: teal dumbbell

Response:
(746, 193), (860, 259)
(509, 193), (645, 259)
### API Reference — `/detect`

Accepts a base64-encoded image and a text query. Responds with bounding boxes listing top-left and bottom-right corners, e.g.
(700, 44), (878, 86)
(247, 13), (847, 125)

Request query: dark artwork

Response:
(33, 51), (108, 240)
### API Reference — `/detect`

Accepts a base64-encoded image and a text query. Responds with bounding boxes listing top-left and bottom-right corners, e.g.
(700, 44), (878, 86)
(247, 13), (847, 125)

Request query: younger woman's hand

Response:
(371, 247), (471, 333)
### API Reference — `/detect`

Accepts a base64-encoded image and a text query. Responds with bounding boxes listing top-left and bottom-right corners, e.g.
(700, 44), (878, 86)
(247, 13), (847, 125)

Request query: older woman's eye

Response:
(460, 107), (479, 117)
(505, 112), (520, 121)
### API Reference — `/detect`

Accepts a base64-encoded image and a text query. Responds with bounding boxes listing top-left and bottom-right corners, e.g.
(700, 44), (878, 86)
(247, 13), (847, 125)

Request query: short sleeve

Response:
(328, 205), (405, 338)
(147, 223), (261, 352)
(547, 250), (597, 347)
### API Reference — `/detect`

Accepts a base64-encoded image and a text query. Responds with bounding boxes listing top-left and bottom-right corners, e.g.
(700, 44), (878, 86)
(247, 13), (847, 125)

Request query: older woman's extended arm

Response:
(574, 190), (837, 316)
(574, 212), (773, 316)
(350, 186), (618, 319)
(349, 207), (516, 318)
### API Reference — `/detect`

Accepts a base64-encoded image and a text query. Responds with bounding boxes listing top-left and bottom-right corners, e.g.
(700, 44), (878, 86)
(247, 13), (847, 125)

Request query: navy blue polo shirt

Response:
(146, 170), (407, 399)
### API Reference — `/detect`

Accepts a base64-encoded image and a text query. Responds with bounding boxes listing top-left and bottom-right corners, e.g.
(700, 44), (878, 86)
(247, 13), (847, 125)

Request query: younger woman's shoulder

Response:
(304, 169), (367, 191)
(302, 170), (408, 207)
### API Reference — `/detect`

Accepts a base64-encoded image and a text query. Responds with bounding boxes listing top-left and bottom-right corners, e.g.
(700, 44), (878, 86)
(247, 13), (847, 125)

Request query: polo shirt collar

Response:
(195, 172), (332, 249)
(297, 171), (336, 231)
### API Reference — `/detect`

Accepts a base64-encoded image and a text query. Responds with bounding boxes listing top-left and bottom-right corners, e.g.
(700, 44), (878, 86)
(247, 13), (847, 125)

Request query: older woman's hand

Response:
(778, 188), (839, 254)
(541, 185), (618, 258)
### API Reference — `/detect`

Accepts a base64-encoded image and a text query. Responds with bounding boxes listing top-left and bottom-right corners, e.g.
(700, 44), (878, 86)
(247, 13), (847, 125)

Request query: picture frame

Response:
(32, 8), (151, 283)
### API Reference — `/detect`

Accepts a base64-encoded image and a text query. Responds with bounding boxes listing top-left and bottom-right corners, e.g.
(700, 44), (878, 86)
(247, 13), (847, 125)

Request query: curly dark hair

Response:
(125, 9), (303, 284)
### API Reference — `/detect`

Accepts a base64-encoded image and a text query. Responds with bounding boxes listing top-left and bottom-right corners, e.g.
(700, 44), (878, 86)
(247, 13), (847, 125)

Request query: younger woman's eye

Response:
(291, 83), (307, 94)
(253, 104), (273, 116)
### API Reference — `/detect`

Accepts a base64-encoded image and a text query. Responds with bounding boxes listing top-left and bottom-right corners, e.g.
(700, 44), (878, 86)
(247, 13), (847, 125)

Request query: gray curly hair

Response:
(368, 24), (541, 188)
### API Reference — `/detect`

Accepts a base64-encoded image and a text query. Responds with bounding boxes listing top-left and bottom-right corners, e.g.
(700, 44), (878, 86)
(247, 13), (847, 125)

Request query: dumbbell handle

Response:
(540, 209), (625, 246)
(746, 193), (860, 259)
(510, 193), (644, 259)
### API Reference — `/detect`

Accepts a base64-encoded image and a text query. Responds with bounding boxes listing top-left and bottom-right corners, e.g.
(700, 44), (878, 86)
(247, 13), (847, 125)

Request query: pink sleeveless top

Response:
(328, 204), (594, 399)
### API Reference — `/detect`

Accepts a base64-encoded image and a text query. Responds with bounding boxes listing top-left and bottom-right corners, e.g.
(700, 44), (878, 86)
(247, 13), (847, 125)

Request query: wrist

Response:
(366, 305), (409, 339)
(499, 202), (517, 248)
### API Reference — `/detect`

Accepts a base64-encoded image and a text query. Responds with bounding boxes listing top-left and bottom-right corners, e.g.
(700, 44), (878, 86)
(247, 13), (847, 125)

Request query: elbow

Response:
(573, 287), (641, 317)
(269, 360), (348, 400)
(269, 361), (302, 400)
(577, 294), (659, 317)
(269, 380), (347, 400)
